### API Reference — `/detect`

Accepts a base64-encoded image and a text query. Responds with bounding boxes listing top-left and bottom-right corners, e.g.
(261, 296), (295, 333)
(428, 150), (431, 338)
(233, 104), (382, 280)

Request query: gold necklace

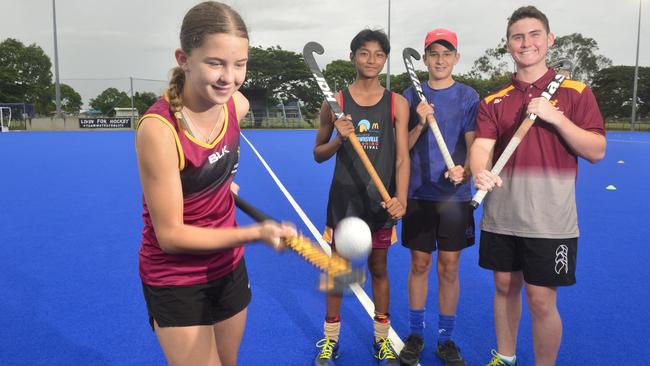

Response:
(181, 108), (221, 143)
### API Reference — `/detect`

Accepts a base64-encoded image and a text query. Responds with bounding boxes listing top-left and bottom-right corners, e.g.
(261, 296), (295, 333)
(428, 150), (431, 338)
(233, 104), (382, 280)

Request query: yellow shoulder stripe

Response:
(560, 79), (587, 94)
(484, 85), (515, 104)
(182, 104), (229, 149)
(138, 114), (186, 171)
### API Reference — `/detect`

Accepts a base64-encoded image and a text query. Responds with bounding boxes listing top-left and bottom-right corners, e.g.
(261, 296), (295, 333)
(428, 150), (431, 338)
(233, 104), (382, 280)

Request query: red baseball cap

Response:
(424, 28), (458, 50)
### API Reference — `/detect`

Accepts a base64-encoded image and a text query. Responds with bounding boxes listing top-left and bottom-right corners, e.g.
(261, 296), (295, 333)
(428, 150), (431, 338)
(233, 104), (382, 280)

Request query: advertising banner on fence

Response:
(79, 118), (131, 128)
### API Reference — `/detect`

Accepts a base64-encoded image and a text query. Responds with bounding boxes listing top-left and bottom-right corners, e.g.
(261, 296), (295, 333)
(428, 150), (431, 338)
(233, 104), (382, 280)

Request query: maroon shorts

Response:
(324, 226), (396, 250)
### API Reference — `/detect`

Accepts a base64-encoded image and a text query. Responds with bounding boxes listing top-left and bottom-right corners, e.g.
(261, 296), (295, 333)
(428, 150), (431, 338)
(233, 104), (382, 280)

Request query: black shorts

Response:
(479, 231), (578, 287)
(401, 199), (475, 253)
(142, 258), (252, 330)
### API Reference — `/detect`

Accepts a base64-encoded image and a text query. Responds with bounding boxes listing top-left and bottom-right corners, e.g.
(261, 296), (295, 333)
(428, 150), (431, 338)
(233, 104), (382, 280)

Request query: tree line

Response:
(1, 35), (647, 121)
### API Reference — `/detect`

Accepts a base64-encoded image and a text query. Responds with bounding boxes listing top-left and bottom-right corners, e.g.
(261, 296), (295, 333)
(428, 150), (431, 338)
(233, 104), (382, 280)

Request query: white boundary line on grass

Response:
(240, 132), (408, 356)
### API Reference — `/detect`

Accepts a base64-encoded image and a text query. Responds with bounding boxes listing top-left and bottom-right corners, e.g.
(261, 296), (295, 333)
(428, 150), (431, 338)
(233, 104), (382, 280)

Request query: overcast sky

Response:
(2, 0), (648, 106)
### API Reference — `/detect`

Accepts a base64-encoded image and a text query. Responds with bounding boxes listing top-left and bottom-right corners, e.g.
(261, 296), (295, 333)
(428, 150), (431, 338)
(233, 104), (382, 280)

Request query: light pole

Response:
(52, 0), (62, 117)
(631, 0), (642, 131)
(386, 0), (391, 90)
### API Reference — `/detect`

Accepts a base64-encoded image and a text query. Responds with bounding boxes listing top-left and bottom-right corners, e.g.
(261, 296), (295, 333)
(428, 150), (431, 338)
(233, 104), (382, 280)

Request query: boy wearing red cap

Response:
(399, 28), (479, 366)
(470, 6), (605, 366)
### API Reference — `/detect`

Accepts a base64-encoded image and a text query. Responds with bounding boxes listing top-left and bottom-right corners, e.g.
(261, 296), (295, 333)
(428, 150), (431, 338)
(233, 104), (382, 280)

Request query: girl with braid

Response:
(135, 2), (295, 365)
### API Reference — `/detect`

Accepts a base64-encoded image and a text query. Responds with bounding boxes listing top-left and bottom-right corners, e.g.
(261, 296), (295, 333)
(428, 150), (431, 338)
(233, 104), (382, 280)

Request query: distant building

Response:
(78, 108), (102, 117)
(240, 88), (269, 126)
(110, 107), (139, 119)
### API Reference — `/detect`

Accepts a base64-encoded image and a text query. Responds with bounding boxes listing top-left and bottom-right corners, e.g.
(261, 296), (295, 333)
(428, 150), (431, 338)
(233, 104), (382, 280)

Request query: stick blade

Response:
(303, 41), (324, 57)
(403, 47), (421, 61)
(319, 269), (366, 294)
(549, 59), (574, 79)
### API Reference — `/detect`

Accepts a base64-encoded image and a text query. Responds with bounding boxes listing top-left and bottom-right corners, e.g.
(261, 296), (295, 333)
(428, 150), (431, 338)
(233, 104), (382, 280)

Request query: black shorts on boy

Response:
(401, 198), (475, 252)
(479, 231), (577, 286)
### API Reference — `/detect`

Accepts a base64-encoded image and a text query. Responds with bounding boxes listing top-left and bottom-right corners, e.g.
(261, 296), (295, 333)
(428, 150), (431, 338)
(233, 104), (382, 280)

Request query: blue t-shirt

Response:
(402, 81), (479, 201)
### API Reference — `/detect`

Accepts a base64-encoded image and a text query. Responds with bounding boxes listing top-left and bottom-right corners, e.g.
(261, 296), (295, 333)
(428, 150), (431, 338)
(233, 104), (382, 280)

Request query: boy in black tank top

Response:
(312, 29), (410, 366)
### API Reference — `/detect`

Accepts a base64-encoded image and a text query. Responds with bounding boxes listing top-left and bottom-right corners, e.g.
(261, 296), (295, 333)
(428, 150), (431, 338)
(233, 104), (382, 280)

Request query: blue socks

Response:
(408, 308), (426, 336)
(409, 310), (457, 344)
(438, 314), (456, 344)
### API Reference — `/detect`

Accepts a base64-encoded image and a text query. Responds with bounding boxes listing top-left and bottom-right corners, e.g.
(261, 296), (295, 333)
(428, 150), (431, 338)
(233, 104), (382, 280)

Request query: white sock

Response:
(498, 352), (516, 364)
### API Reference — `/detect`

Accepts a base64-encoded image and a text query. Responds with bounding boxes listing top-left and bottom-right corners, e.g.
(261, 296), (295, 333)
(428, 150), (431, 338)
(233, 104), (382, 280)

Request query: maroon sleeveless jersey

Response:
(138, 96), (243, 286)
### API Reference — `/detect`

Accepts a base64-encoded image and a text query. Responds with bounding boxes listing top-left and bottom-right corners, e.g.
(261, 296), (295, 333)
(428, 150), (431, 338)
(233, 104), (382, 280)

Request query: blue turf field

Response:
(0, 130), (648, 365)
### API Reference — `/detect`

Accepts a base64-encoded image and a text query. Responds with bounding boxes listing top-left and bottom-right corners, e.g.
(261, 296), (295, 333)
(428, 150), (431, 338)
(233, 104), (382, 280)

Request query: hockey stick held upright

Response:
(402, 47), (456, 170)
(303, 41), (391, 203)
(469, 73), (566, 209)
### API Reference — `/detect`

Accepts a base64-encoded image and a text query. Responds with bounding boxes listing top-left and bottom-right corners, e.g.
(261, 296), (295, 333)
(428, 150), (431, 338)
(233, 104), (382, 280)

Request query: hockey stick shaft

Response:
(402, 47), (455, 170)
(303, 41), (391, 203)
(470, 73), (566, 208)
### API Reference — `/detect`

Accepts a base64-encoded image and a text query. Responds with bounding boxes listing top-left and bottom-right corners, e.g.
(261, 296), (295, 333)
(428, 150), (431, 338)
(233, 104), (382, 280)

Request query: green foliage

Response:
(592, 66), (649, 119)
(323, 60), (356, 92)
(456, 74), (511, 99)
(86, 89), (157, 116)
(134, 91), (159, 115)
(0, 38), (53, 114)
(0, 38), (84, 115)
(469, 38), (511, 79)
(386, 70), (429, 94)
(244, 45), (320, 114)
(44, 83), (83, 113)
(469, 33), (612, 84)
(382, 70), (509, 100)
(547, 33), (612, 84)
(89, 87), (130, 115)
(60, 84), (83, 113)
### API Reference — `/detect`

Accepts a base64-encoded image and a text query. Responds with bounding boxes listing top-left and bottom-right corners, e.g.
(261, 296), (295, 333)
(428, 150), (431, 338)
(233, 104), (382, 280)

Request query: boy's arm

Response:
(552, 117), (605, 163)
(470, 99), (502, 192)
(470, 137), (502, 192)
(460, 94), (480, 180)
(393, 94), (411, 213)
(527, 97), (606, 163)
(462, 131), (476, 179)
(407, 100), (432, 150)
(313, 98), (354, 163)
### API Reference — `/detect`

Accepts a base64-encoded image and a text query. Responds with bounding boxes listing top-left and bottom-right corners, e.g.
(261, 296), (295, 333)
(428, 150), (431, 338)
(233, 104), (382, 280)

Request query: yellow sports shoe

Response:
(373, 338), (399, 365)
(314, 338), (339, 366)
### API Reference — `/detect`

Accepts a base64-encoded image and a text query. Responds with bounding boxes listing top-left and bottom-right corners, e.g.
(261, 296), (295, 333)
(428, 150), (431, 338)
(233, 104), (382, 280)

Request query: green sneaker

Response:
(314, 338), (339, 365)
(486, 349), (517, 366)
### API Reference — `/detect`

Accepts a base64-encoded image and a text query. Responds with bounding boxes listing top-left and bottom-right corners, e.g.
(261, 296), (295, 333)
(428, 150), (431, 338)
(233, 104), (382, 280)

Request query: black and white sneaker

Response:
(399, 334), (424, 366)
(436, 340), (467, 366)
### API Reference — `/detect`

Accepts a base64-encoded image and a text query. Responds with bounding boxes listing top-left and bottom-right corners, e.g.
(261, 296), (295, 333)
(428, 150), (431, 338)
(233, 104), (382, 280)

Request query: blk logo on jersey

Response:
(208, 145), (230, 164)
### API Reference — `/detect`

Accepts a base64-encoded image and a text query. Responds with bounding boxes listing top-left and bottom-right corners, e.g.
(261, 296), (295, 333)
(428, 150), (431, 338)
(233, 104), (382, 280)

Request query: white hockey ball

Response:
(334, 217), (372, 260)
